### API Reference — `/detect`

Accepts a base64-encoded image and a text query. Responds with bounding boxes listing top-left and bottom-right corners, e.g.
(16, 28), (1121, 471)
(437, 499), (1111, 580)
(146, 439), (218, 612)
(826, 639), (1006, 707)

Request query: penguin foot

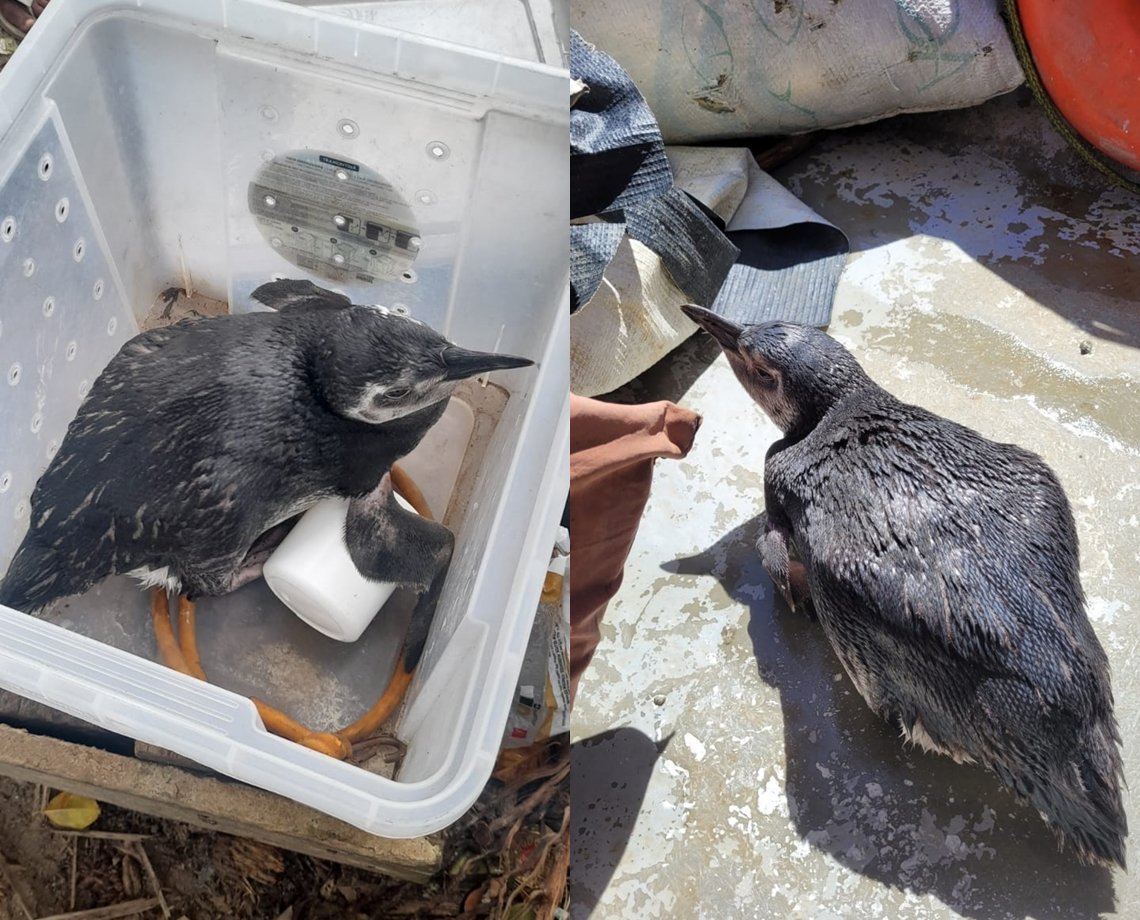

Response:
(221, 519), (302, 594)
(758, 515), (814, 617)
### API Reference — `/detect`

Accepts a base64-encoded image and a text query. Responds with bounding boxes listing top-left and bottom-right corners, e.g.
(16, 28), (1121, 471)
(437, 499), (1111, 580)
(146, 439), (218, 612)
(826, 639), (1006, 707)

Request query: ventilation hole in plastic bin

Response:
(30, 413), (42, 434)
(55, 198), (69, 223)
(338, 119), (359, 138)
(1, 217), (14, 241)
(426, 141), (450, 160)
(107, 317), (118, 336)
(65, 341), (78, 361)
(22, 258), (34, 277)
(14, 499), (27, 520)
(93, 279), (105, 300)
(38, 153), (53, 180)
(332, 253), (345, 265)
(335, 169), (349, 182)
(393, 304), (410, 316)
(333, 214), (347, 228)
(7, 364), (19, 386)
(264, 194), (277, 208)
(73, 239), (85, 262)
(42, 297), (55, 318)
(400, 269), (417, 284)
(78, 379), (90, 398)
(259, 105), (278, 122)
(415, 189), (436, 206)
(270, 237), (282, 248)
(0, 472), (11, 493)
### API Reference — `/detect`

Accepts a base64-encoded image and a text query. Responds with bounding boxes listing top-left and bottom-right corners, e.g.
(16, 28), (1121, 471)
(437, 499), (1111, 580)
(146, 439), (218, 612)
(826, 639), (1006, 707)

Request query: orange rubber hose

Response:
(250, 698), (353, 759)
(390, 462), (434, 519)
(148, 463), (432, 759)
(175, 594), (207, 681)
(337, 661), (415, 744)
(150, 588), (194, 676)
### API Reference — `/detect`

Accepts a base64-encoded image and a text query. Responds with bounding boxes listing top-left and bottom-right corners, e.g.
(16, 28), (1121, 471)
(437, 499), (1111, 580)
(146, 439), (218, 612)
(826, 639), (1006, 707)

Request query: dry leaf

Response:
(540, 572), (562, 604)
(462, 884), (488, 913)
(43, 792), (101, 829)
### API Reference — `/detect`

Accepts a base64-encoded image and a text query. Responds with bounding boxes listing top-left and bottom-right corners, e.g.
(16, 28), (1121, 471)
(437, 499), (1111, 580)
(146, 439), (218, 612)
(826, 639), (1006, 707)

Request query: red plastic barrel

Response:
(1017, 0), (1140, 171)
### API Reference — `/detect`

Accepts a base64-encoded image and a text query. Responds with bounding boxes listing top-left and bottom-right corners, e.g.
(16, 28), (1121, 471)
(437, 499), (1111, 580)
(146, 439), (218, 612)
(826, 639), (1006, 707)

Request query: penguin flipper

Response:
(757, 512), (813, 616)
(345, 473), (455, 670)
(251, 279), (352, 313)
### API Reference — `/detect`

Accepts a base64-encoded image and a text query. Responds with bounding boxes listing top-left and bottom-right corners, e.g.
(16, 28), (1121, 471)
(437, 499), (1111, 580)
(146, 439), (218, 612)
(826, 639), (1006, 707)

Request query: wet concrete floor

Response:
(571, 88), (1140, 919)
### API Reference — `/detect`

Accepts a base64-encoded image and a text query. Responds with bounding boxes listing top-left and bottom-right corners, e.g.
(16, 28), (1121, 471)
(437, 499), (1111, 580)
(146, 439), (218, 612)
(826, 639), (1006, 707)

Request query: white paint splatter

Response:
(756, 776), (786, 817)
(1087, 596), (1127, 625)
(683, 732), (707, 762)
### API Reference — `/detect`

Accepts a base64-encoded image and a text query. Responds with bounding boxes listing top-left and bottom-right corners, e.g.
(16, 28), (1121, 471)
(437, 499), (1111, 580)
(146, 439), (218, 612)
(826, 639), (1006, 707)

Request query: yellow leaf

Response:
(43, 791), (101, 829)
(541, 571), (563, 604)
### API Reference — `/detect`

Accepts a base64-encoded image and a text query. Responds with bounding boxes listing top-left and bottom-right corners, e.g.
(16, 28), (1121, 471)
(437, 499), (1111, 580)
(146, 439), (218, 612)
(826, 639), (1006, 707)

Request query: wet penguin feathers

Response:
(0, 282), (533, 615)
(685, 306), (1127, 869)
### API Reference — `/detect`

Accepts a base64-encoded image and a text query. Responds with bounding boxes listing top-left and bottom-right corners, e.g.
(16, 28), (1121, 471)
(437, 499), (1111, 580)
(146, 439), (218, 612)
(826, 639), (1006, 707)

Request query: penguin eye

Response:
(754, 366), (777, 386)
(384, 387), (411, 400)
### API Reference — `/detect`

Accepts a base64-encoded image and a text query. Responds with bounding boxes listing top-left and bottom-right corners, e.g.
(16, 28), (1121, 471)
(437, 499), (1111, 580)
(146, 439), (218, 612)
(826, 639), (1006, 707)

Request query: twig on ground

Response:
(127, 841), (170, 919)
(0, 851), (35, 920)
(69, 836), (78, 912)
(35, 896), (162, 920)
(488, 760), (569, 835)
(50, 831), (153, 843)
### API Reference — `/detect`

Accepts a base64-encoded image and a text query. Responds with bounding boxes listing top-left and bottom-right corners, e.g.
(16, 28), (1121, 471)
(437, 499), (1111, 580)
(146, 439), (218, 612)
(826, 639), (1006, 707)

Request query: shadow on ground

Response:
(568, 727), (670, 918)
(665, 515), (1117, 920)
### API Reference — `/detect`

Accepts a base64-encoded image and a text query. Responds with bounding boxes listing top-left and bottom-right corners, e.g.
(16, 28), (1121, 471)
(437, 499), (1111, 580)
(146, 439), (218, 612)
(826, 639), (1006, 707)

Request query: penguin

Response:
(681, 304), (1127, 869)
(0, 280), (534, 685)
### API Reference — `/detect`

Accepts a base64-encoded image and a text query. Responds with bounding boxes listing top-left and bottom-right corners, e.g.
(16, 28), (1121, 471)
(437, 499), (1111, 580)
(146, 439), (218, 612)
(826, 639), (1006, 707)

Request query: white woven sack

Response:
(571, 0), (1024, 143)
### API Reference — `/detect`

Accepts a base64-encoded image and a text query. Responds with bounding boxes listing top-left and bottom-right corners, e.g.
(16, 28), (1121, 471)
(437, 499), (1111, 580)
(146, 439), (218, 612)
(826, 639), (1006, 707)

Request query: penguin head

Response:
(316, 306), (534, 425)
(681, 305), (870, 433)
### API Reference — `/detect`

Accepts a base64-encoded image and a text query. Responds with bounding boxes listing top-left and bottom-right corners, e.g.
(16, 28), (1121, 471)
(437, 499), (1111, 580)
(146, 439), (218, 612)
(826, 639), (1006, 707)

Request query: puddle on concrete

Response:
(863, 309), (1138, 449)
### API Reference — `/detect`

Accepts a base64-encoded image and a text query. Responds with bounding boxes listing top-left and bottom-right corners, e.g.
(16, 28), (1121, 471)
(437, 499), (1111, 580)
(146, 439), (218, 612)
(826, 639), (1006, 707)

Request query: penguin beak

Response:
(441, 346), (535, 381)
(681, 304), (744, 351)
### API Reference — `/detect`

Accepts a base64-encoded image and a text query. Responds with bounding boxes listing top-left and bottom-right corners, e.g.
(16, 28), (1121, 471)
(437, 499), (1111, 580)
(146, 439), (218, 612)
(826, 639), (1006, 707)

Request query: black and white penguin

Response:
(0, 279), (533, 678)
(682, 304), (1127, 869)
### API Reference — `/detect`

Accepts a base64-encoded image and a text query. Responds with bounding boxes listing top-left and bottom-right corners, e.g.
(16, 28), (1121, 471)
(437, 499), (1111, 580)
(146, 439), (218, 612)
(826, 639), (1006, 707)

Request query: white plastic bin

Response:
(0, 0), (568, 837)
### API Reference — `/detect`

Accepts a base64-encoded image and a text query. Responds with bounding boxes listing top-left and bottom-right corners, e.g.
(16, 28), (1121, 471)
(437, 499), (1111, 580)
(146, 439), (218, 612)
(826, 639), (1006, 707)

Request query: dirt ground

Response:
(0, 738), (568, 920)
